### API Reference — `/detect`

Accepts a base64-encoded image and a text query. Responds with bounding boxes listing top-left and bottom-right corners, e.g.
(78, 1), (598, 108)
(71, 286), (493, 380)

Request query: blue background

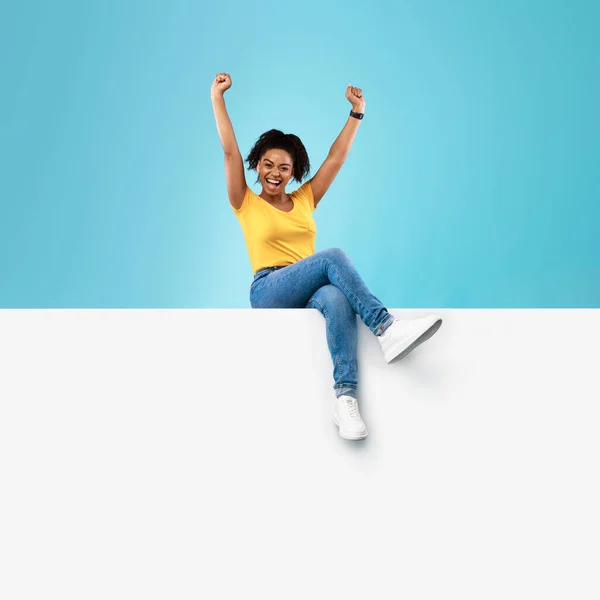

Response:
(1, 0), (598, 308)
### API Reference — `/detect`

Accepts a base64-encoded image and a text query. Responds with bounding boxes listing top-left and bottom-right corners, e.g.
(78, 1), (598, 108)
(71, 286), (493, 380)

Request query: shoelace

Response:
(342, 397), (360, 419)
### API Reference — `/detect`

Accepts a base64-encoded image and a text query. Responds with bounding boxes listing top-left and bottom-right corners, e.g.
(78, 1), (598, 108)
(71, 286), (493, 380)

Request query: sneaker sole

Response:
(385, 317), (443, 364)
(332, 414), (368, 440)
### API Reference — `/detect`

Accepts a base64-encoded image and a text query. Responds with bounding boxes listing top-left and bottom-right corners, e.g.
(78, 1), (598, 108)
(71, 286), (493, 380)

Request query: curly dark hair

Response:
(245, 129), (311, 183)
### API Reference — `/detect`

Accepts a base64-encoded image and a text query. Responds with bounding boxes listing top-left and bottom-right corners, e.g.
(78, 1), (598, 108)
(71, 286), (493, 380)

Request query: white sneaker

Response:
(378, 315), (442, 363)
(333, 395), (368, 440)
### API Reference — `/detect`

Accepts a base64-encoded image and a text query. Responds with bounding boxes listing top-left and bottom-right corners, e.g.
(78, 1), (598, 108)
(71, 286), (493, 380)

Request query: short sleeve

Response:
(292, 181), (316, 211)
(231, 186), (254, 214)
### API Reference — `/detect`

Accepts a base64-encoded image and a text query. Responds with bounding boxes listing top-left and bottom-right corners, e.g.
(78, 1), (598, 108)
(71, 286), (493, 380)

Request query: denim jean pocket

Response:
(249, 275), (268, 307)
(250, 283), (267, 308)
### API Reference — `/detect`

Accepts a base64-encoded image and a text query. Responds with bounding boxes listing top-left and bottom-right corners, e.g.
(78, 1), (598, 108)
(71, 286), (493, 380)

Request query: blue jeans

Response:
(249, 248), (395, 399)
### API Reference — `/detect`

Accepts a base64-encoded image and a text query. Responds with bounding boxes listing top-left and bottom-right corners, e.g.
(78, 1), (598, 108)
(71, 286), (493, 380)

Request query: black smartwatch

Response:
(349, 110), (364, 120)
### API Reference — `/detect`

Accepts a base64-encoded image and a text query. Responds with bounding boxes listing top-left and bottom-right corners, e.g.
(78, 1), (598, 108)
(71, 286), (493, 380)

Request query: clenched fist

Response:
(211, 73), (232, 98)
(346, 84), (366, 112)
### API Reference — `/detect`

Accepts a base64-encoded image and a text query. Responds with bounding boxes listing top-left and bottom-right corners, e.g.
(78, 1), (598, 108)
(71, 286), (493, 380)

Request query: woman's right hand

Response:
(211, 72), (232, 98)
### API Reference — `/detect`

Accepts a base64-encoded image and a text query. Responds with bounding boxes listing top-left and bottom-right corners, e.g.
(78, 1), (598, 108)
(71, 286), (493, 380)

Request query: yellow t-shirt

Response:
(231, 181), (317, 274)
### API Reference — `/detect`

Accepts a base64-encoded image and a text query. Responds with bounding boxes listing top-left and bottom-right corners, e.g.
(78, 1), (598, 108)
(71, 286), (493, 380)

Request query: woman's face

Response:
(257, 149), (294, 195)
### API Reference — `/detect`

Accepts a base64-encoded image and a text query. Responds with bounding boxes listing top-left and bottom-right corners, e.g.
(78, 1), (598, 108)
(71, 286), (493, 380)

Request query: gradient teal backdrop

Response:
(1, 0), (598, 308)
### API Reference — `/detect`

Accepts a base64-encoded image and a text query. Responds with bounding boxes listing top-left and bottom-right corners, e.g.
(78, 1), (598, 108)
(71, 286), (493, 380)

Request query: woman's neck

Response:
(260, 190), (288, 205)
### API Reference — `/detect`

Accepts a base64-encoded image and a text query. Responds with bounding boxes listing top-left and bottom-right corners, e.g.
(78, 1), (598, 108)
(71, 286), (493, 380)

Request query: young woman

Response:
(211, 72), (442, 440)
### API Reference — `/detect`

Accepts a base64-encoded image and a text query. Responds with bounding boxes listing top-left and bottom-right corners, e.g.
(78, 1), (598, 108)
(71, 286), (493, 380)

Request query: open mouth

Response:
(266, 178), (281, 190)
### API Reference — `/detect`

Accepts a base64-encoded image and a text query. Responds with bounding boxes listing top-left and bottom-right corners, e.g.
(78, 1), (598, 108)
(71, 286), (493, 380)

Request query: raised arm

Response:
(308, 85), (366, 208)
(211, 73), (246, 210)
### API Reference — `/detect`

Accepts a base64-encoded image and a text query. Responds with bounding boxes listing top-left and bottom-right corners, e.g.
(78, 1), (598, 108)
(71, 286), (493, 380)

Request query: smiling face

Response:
(257, 149), (294, 195)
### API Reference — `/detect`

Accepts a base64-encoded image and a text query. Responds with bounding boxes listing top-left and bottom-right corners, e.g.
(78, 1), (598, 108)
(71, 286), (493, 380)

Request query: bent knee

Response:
(323, 247), (350, 264)
(310, 284), (351, 310)
(320, 284), (345, 303)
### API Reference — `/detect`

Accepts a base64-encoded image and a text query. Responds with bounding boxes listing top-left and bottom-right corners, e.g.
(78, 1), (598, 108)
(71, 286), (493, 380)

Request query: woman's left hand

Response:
(346, 84), (366, 112)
